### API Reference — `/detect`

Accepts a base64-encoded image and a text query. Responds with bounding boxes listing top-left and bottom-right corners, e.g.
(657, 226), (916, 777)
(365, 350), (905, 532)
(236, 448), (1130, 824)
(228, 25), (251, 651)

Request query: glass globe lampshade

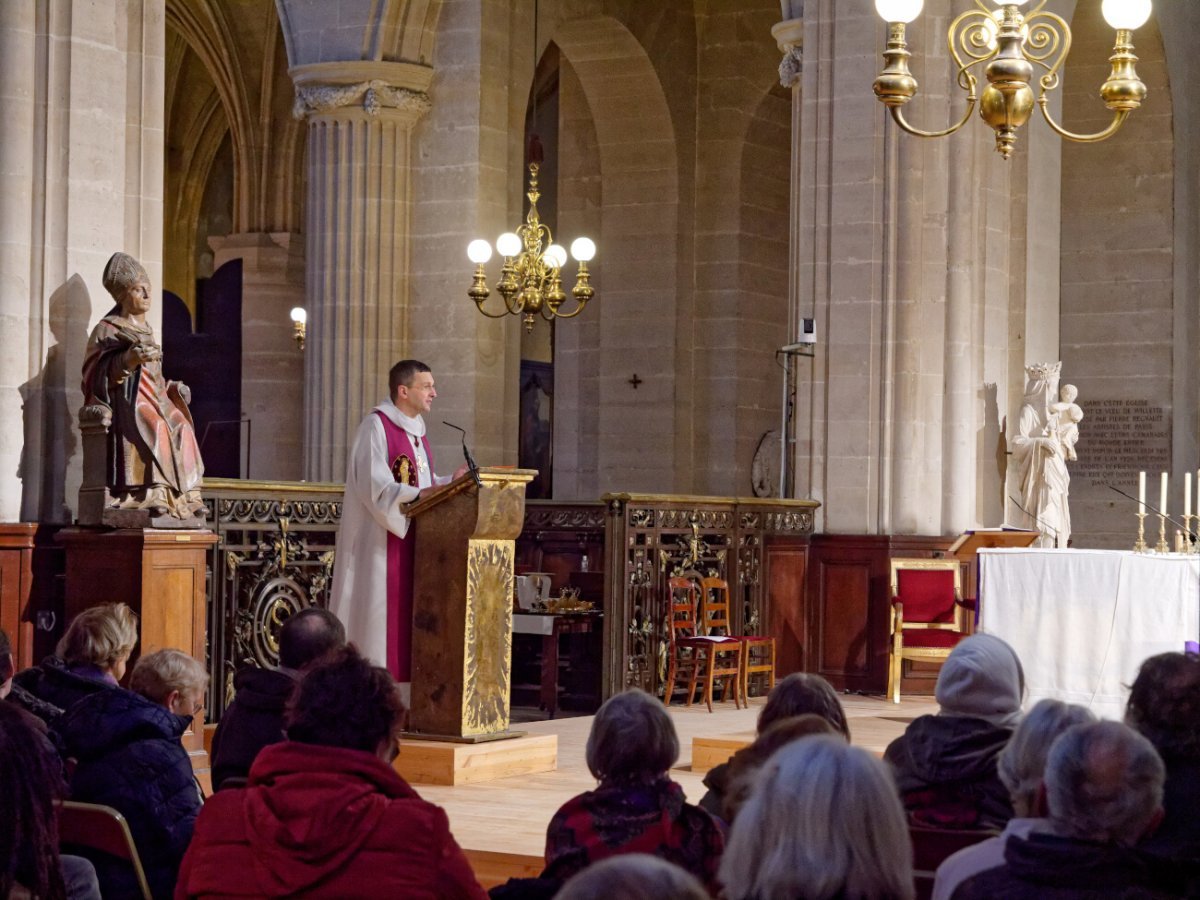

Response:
(545, 244), (568, 268)
(496, 232), (522, 257)
(467, 239), (493, 264)
(1102, 0), (1151, 30)
(289, 307), (307, 324)
(874, 0), (924, 24)
(569, 237), (596, 262)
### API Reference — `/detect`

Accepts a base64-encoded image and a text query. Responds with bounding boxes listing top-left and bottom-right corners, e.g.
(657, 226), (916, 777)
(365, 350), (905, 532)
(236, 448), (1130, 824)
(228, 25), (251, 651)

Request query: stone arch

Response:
(1059, 4), (1173, 547)
(548, 16), (681, 494)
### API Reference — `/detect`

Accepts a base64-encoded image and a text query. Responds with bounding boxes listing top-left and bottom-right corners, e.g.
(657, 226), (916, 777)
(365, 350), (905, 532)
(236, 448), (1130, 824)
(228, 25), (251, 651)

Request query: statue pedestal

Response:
(57, 528), (217, 769)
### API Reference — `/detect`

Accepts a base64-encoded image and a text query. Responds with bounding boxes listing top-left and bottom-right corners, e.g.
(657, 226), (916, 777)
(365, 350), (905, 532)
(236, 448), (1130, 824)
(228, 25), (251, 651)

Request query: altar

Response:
(979, 548), (1200, 720)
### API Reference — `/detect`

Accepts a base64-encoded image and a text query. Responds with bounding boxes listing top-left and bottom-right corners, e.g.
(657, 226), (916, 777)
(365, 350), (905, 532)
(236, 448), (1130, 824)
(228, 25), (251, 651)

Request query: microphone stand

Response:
(443, 421), (483, 487)
(1008, 494), (1060, 548)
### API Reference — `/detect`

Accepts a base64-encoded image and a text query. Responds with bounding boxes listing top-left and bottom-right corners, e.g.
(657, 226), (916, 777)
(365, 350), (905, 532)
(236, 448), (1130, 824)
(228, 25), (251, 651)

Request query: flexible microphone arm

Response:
(443, 421), (483, 486)
(1008, 494), (1060, 548)
(1105, 483), (1197, 543)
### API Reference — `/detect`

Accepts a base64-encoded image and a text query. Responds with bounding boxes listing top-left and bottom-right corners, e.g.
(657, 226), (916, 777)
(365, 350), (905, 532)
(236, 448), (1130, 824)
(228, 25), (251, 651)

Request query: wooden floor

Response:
(419, 693), (939, 883)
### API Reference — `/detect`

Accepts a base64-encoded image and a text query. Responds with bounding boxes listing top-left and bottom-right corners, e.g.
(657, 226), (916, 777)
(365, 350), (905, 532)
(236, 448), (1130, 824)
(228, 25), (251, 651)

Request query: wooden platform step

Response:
(691, 732), (753, 773)
(463, 848), (544, 889)
(395, 733), (557, 786)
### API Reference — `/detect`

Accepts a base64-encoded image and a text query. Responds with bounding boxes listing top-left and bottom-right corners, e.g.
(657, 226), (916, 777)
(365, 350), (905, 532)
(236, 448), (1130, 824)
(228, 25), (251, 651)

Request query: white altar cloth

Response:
(979, 548), (1200, 721)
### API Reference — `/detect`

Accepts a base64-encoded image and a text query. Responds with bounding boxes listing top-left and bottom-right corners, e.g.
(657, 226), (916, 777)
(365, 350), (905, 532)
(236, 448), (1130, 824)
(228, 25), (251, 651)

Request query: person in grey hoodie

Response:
(884, 633), (1024, 829)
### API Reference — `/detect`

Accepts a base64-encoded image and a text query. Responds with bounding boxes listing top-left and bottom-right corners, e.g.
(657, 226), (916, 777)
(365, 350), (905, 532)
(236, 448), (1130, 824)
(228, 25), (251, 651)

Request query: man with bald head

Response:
(952, 720), (1186, 898)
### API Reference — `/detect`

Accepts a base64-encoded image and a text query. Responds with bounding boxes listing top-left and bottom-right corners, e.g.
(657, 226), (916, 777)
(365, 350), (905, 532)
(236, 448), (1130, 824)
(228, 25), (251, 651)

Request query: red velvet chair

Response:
(888, 558), (971, 704)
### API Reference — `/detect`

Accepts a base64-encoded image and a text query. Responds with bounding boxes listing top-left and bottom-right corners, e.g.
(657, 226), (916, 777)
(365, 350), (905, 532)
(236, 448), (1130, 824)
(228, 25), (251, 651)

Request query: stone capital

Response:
(771, 18), (805, 88)
(289, 60), (433, 121)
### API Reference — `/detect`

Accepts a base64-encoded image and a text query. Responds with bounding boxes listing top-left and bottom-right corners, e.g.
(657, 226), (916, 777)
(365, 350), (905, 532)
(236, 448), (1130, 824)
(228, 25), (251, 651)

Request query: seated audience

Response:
(699, 672), (849, 818)
(720, 734), (915, 900)
(556, 854), (708, 900)
(210, 607), (345, 790)
(885, 633), (1023, 829)
(0, 703), (101, 900)
(542, 690), (723, 893)
(55, 649), (206, 900)
(175, 645), (485, 899)
(1, 627), (59, 727)
(1125, 651), (1200, 860)
(932, 698), (1096, 900)
(952, 720), (1179, 899)
(14, 603), (138, 720)
(710, 714), (838, 824)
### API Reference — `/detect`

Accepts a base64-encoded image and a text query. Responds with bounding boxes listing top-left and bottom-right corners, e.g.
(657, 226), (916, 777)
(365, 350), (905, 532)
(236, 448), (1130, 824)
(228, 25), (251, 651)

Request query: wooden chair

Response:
(909, 824), (996, 900)
(57, 800), (153, 900)
(663, 576), (744, 712)
(700, 577), (776, 700)
(888, 558), (972, 704)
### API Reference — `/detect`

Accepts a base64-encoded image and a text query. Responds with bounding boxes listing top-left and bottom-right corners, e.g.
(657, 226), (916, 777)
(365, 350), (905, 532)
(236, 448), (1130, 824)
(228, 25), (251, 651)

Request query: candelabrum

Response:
(1155, 512), (1169, 554)
(1133, 511), (1148, 553)
(872, 0), (1152, 159)
(466, 143), (596, 333)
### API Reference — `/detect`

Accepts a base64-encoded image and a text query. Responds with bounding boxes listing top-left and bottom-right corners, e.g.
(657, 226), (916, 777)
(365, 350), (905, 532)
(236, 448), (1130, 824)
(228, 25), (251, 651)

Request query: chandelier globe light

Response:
(872, 0), (1151, 159)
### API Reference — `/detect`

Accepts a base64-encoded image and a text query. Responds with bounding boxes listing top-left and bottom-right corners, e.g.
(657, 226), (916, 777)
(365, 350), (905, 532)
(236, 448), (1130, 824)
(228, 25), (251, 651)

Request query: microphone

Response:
(443, 421), (483, 486)
(1104, 483), (1197, 544)
(1008, 494), (1060, 548)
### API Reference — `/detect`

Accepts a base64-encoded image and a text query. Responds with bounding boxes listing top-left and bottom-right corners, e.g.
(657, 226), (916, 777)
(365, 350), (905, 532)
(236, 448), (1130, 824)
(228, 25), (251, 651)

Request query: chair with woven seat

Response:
(888, 558), (972, 704)
(700, 576), (776, 700)
(663, 576), (744, 712)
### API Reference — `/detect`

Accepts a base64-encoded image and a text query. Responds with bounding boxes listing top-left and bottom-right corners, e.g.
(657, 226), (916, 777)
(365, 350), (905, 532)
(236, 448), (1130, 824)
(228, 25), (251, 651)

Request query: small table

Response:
(513, 611), (601, 718)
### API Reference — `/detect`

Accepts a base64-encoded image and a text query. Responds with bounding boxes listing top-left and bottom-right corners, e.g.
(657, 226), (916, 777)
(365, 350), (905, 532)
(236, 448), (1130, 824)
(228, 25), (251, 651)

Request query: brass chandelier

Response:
(872, 0), (1152, 159)
(466, 143), (596, 333)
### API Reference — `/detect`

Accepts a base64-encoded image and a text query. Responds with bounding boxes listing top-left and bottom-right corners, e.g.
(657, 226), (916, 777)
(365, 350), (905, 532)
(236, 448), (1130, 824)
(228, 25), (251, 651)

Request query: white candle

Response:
(1161, 472), (1168, 517)
(1139, 471), (1146, 509)
(1187, 473), (1193, 520)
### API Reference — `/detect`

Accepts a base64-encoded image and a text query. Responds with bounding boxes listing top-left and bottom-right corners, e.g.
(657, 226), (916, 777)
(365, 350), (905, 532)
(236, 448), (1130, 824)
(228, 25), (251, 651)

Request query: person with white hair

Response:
(720, 735), (915, 900)
(932, 699), (1096, 900)
(556, 854), (708, 900)
(884, 633), (1024, 829)
(951, 721), (1182, 899)
(54, 648), (207, 899)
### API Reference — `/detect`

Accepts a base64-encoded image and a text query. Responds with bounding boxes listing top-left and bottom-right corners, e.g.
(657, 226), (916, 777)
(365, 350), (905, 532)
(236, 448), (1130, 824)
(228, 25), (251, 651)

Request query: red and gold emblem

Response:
(391, 453), (417, 486)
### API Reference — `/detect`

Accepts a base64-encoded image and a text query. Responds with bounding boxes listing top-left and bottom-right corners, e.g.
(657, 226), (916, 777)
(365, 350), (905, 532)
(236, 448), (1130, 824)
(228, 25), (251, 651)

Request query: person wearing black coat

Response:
(209, 607), (345, 791)
(13, 654), (118, 721)
(53, 649), (207, 900)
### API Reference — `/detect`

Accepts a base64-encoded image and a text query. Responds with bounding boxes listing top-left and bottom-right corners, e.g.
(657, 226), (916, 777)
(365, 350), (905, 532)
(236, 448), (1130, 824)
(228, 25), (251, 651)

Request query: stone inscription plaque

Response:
(1075, 399), (1171, 487)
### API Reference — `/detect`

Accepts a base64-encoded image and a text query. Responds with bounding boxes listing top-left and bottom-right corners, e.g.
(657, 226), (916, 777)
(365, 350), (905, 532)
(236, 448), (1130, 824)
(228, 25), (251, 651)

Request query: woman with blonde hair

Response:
(720, 735), (915, 900)
(14, 603), (139, 719)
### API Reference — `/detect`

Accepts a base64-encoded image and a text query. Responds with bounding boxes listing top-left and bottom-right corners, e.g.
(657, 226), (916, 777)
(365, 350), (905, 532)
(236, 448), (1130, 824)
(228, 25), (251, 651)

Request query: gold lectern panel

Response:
(464, 540), (514, 734)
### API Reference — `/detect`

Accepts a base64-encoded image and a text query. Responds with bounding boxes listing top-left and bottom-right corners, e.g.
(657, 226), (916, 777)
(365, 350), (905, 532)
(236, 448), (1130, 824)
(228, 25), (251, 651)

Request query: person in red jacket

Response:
(174, 645), (486, 899)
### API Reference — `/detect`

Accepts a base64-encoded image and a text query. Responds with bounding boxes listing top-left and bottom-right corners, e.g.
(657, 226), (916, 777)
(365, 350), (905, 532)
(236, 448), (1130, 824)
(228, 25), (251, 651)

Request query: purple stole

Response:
(374, 411), (435, 681)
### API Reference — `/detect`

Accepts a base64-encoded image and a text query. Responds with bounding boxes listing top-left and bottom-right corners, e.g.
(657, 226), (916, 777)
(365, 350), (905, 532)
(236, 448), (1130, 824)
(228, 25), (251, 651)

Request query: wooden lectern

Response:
(407, 467), (536, 741)
(948, 528), (1040, 606)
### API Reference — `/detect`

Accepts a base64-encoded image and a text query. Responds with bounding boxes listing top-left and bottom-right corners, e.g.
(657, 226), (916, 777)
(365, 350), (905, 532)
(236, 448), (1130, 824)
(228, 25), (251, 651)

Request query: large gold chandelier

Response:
(872, 0), (1151, 158)
(465, 145), (596, 333)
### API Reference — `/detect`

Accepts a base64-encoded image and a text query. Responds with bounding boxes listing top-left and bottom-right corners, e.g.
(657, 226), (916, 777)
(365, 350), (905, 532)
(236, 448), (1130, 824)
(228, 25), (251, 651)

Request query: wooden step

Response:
(395, 733), (558, 786)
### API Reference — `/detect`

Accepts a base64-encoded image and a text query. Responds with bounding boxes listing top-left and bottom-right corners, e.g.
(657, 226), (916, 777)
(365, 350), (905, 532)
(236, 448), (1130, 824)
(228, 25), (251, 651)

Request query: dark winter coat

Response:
(884, 714), (1014, 829)
(951, 832), (1192, 899)
(174, 741), (487, 899)
(209, 666), (297, 790)
(13, 655), (117, 721)
(54, 688), (203, 900)
(1142, 754), (1200, 862)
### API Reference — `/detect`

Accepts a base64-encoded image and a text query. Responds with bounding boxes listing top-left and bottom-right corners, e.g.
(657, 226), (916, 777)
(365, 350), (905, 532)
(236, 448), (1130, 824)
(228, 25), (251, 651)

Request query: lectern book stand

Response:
(405, 466), (536, 742)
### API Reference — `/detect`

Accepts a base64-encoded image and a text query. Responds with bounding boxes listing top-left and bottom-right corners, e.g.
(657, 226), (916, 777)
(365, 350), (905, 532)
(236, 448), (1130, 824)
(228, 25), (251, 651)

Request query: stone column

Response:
(290, 62), (433, 482)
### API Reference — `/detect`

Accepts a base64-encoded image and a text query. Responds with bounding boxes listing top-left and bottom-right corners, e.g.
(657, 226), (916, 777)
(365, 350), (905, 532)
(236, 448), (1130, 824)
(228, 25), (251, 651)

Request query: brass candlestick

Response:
(1133, 512), (1148, 553)
(1188, 514), (1200, 555)
(1155, 513), (1169, 554)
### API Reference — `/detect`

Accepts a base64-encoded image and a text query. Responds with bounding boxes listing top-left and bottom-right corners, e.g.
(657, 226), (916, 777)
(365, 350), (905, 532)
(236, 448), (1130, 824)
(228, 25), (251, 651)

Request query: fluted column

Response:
(291, 62), (432, 482)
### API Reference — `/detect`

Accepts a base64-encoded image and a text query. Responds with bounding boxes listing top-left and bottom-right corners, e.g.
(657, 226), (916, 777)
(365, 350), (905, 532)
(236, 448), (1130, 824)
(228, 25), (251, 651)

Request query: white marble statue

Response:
(1011, 363), (1082, 548)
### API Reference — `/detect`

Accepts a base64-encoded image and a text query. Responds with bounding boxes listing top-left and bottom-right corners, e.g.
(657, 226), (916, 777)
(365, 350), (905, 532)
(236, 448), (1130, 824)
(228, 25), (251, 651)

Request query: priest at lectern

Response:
(329, 360), (468, 694)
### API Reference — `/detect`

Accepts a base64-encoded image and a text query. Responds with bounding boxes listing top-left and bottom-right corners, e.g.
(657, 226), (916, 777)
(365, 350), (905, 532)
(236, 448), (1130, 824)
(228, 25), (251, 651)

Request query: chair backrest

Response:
(890, 559), (962, 625)
(909, 824), (995, 900)
(56, 801), (153, 900)
(667, 576), (700, 641)
(699, 577), (733, 635)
